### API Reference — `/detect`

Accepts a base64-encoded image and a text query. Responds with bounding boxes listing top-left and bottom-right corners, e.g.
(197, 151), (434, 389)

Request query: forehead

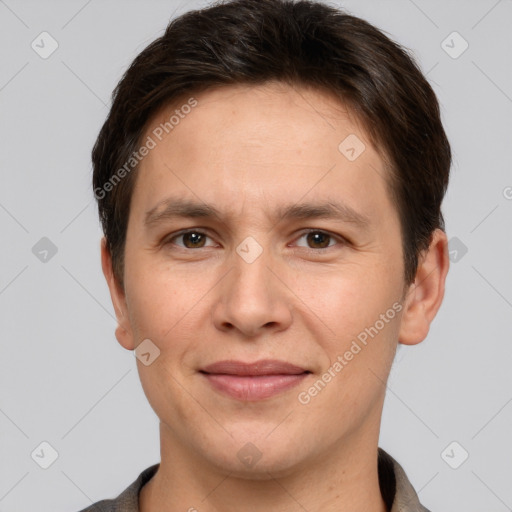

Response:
(146, 81), (369, 155)
(131, 82), (394, 226)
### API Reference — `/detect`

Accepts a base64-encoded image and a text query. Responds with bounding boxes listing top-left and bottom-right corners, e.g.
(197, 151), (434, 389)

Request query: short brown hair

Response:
(92, 0), (451, 287)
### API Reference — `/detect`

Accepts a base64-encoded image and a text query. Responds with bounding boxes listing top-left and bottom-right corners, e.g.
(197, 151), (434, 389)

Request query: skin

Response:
(101, 82), (449, 512)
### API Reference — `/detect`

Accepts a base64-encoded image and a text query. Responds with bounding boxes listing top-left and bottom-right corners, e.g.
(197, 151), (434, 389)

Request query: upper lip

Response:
(201, 359), (309, 376)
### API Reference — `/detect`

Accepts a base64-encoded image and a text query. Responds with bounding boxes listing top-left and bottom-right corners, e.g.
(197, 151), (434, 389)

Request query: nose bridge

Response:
(212, 235), (292, 336)
(230, 235), (275, 307)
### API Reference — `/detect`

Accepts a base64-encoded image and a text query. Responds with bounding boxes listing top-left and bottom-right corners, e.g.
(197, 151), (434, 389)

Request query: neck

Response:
(139, 423), (388, 512)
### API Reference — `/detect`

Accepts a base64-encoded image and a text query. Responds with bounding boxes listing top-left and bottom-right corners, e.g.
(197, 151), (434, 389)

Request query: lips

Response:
(201, 359), (309, 376)
(200, 359), (311, 401)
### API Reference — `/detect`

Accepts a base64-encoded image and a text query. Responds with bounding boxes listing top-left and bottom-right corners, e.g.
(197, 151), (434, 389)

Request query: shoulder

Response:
(73, 463), (160, 512)
(75, 498), (117, 512)
(378, 448), (432, 512)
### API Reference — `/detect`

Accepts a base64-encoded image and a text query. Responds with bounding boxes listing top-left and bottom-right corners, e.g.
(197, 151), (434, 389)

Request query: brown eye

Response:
(167, 230), (214, 249)
(296, 229), (343, 252)
(178, 231), (205, 249)
(305, 231), (332, 249)
(182, 232), (206, 248)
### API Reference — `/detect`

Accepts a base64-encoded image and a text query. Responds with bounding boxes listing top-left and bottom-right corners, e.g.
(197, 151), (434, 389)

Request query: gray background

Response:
(1, 0), (511, 510)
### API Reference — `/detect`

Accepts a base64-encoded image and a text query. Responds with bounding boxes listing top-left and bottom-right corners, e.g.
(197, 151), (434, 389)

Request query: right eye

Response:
(165, 229), (217, 249)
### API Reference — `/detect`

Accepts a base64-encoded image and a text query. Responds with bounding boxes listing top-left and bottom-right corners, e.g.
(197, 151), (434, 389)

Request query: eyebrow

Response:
(144, 197), (371, 229)
(145, 198), (222, 226)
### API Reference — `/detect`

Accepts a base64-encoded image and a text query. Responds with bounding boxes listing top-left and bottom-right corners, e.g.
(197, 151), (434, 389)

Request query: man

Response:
(82, 0), (450, 510)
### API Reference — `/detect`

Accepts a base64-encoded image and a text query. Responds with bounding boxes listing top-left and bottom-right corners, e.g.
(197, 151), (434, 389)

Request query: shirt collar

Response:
(378, 448), (432, 512)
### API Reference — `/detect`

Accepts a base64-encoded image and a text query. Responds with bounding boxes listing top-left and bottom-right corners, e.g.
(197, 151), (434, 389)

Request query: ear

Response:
(398, 229), (449, 346)
(100, 237), (135, 350)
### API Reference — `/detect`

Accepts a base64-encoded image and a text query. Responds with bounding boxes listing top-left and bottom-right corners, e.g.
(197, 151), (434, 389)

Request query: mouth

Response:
(199, 359), (311, 401)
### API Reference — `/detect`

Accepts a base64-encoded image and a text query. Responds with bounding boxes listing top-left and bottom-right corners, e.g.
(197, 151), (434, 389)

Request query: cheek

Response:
(123, 251), (224, 355)
(292, 260), (403, 338)
(123, 253), (188, 340)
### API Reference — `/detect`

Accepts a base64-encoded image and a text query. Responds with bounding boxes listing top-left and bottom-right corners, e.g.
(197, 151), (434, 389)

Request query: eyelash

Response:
(164, 228), (347, 252)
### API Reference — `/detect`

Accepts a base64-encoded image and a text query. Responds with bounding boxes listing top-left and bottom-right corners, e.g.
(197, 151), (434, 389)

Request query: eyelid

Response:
(290, 228), (347, 250)
(164, 227), (347, 251)
(165, 228), (218, 248)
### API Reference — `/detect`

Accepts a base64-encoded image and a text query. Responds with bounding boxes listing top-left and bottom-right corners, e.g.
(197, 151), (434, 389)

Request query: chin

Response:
(199, 432), (310, 479)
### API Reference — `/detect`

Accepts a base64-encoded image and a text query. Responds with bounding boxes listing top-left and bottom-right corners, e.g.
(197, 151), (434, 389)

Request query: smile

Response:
(199, 359), (311, 401)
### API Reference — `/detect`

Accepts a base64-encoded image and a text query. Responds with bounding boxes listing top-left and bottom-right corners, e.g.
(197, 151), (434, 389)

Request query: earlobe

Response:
(100, 237), (136, 351)
(398, 229), (450, 346)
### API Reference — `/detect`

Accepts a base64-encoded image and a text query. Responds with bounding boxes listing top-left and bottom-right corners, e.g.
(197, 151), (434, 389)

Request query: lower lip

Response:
(202, 373), (309, 401)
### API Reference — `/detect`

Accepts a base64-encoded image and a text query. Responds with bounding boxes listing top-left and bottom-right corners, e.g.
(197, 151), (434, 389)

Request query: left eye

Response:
(293, 230), (339, 250)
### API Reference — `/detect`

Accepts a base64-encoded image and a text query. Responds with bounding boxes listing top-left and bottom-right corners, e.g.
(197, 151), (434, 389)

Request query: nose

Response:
(211, 244), (293, 338)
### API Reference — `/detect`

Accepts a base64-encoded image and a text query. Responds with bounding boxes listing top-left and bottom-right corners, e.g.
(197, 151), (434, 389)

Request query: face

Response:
(102, 82), (446, 478)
